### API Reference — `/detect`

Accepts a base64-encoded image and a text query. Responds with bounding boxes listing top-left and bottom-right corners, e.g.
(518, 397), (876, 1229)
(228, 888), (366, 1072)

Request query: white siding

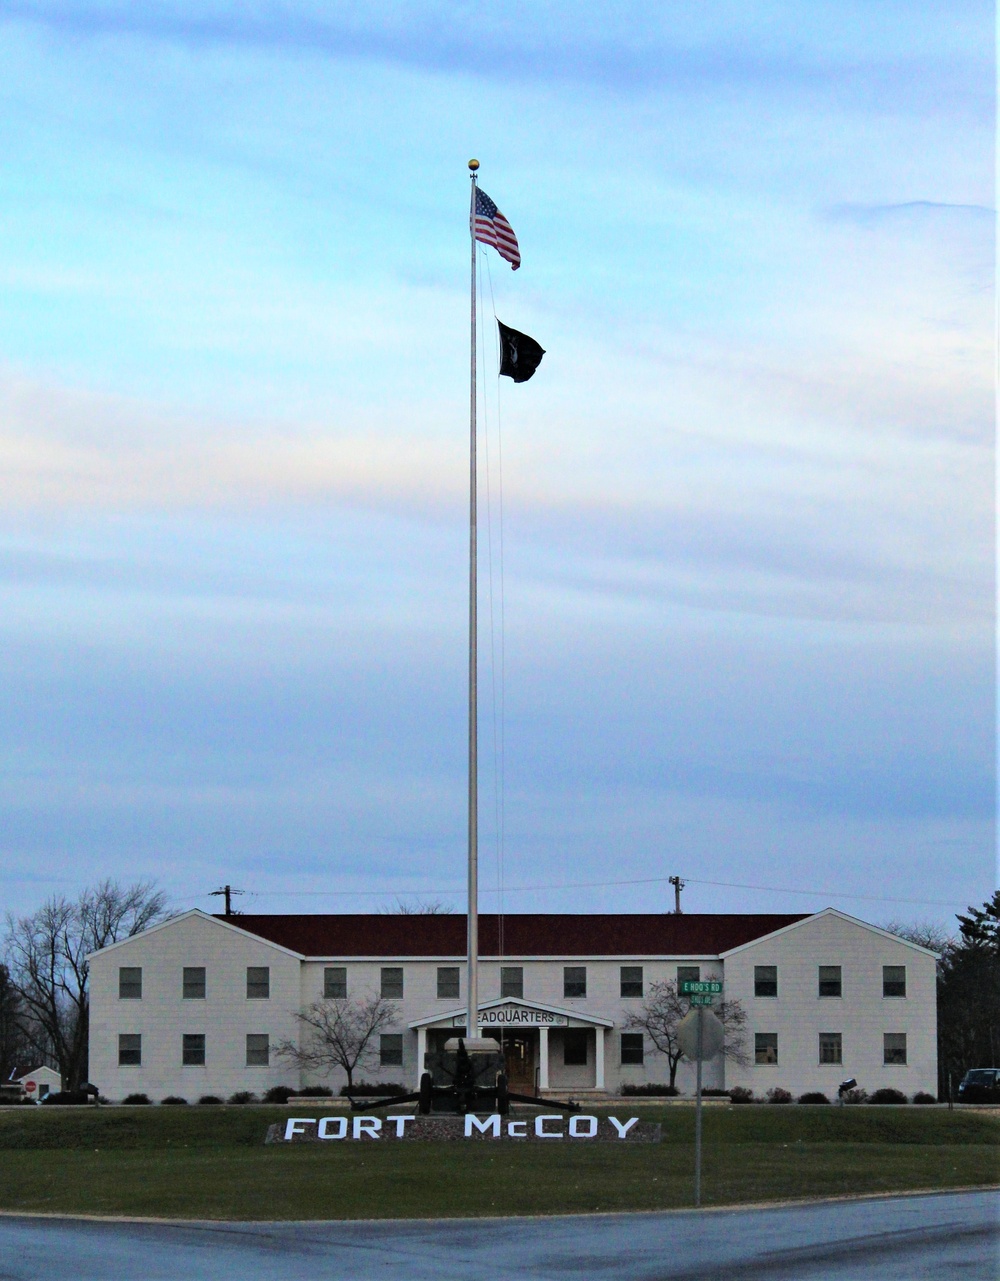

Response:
(723, 913), (937, 1098)
(88, 913), (302, 1102)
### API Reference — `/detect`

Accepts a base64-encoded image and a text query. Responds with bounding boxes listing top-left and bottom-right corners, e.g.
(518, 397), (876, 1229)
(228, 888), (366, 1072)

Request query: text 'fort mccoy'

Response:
(274, 1114), (661, 1143)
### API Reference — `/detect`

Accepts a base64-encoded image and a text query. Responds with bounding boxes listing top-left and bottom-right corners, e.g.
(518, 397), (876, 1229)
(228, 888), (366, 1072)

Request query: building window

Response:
(563, 967), (587, 999)
(246, 967), (270, 1000)
(818, 966), (842, 998)
(118, 1033), (141, 1066)
(883, 966), (906, 998)
(563, 1029), (588, 1066)
(324, 967), (347, 999)
(883, 1033), (907, 1065)
(755, 1033), (778, 1065)
(182, 1034), (206, 1066)
(381, 967), (404, 1000)
(677, 966), (700, 988)
(620, 1033), (644, 1065)
(819, 1032), (842, 1065)
(437, 967), (460, 1000)
(183, 967), (206, 1000)
(118, 967), (142, 1000)
(246, 1034), (269, 1067)
(380, 1033), (404, 1067)
(620, 966), (643, 998)
(501, 966), (523, 998)
(754, 965), (778, 998)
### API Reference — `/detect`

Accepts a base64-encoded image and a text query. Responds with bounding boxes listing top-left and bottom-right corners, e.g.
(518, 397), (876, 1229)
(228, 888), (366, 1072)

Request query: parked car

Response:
(957, 1069), (1000, 1103)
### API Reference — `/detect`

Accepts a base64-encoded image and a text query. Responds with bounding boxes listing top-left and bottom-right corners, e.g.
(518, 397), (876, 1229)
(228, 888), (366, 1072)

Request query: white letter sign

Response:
(534, 1115), (564, 1138)
(317, 1116), (347, 1140)
(284, 1118), (316, 1140)
(568, 1115), (598, 1138)
(609, 1116), (639, 1138)
(465, 1114), (501, 1137)
(353, 1116), (382, 1139)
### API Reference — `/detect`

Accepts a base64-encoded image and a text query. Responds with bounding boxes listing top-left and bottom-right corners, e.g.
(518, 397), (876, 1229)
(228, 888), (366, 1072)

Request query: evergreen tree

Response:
(938, 890), (1000, 1092)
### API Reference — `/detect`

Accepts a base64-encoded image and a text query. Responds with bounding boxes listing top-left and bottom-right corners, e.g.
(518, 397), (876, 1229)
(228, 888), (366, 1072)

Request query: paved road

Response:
(1, 1191), (996, 1280)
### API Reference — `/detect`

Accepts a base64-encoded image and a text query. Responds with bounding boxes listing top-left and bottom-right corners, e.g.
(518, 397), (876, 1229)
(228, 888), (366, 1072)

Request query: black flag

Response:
(497, 319), (545, 383)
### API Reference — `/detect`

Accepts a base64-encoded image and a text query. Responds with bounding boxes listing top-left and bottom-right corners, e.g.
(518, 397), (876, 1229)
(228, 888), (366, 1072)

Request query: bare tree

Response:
(378, 898), (455, 915)
(3, 880), (167, 1089)
(880, 920), (953, 958)
(275, 993), (398, 1093)
(625, 980), (750, 1088)
(0, 963), (31, 1083)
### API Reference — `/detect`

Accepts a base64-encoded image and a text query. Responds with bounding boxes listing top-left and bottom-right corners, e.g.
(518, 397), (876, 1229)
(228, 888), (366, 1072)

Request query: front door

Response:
(492, 1030), (537, 1093)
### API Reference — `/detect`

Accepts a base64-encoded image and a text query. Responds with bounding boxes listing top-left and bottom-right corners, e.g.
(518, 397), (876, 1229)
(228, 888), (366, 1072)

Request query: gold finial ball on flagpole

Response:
(468, 159), (479, 171)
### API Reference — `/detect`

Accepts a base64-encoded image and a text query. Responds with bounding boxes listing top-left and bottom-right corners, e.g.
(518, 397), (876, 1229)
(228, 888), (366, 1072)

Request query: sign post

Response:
(677, 983), (725, 1208)
(694, 1006), (704, 1206)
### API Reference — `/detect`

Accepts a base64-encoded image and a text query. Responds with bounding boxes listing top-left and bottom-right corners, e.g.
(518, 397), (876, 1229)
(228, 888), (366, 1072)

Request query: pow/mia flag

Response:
(497, 319), (545, 383)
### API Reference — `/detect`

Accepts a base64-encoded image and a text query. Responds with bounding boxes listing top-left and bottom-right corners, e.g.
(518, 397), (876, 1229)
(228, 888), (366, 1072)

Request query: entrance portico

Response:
(410, 998), (613, 1094)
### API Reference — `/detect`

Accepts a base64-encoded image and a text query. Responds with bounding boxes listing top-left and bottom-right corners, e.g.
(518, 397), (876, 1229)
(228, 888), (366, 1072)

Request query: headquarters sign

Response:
(454, 1004), (568, 1027)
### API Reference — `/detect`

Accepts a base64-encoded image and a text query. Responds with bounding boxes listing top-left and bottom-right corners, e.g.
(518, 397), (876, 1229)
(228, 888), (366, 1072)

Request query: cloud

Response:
(3, 1), (990, 114)
(827, 199), (994, 223)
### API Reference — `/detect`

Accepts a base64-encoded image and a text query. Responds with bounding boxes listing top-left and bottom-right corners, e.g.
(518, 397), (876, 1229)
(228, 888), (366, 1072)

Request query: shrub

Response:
(339, 1081), (405, 1097)
(729, 1087), (754, 1104)
(297, 1085), (334, 1097)
(40, 1091), (92, 1106)
(197, 1095), (224, 1105)
(701, 1089), (731, 1097)
(0, 1094), (35, 1106)
(263, 1085), (297, 1104)
(621, 1083), (680, 1097)
(227, 1091), (258, 1105)
(868, 1087), (908, 1105)
(766, 1087), (793, 1105)
(841, 1087), (868, 1105)
(797, 1091), (831, 1105)
(122, 1093), (152, 1106)
(912, 1091), (937, 1105)
(160, 1096), (188, 1105)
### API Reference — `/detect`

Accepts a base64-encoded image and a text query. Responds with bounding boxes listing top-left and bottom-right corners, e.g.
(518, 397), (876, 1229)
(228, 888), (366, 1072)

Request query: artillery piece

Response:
(347, 1036), (580, 1116)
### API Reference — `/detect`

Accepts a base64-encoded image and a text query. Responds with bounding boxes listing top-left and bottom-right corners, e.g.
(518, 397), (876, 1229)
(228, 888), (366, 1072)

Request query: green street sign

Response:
(689, 994), (715, 1006)
(681, 980), (723, 994)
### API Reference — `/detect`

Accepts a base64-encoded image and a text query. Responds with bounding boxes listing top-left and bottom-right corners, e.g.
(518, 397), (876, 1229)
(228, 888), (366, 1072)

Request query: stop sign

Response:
(676, 1009), (725, 1060)
(24, 1081), (36, 1093)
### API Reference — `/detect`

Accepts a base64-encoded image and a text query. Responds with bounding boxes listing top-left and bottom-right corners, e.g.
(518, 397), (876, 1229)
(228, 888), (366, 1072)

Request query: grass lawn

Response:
(0, 1105), (995, 1221)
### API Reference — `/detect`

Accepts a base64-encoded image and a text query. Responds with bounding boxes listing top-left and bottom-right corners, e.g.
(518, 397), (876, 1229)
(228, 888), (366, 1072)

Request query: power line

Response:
(173, 874), (966, 911)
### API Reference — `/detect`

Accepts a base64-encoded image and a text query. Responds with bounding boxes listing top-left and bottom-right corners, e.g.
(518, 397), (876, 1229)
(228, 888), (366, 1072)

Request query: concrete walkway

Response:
(1, 1190), (996, 1279)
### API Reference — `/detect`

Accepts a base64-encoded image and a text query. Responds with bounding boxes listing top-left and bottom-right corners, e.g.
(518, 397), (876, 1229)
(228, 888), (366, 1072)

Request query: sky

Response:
(0, 1), (994, 931)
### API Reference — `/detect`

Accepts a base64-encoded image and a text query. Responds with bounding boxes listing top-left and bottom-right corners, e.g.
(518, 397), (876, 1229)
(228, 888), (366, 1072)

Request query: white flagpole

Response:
(467, 159), (480, 1040)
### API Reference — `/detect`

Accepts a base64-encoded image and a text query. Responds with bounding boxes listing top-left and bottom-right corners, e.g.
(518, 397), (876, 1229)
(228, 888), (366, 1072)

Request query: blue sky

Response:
(0, 2), (993, 927)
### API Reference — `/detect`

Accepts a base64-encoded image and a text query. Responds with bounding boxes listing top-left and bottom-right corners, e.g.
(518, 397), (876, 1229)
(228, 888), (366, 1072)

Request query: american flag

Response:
(473, 187), (520, 270)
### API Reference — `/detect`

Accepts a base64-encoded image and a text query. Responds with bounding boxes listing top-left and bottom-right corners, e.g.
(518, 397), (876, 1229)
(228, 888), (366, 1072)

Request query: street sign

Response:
(689, 994), (715, 1006)
(680, 980), (722, 994)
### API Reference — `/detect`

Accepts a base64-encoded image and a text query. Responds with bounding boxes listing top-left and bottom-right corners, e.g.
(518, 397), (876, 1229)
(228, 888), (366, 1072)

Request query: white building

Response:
(10, 1064), (63, 1102)
(87, 907), (937, 1102)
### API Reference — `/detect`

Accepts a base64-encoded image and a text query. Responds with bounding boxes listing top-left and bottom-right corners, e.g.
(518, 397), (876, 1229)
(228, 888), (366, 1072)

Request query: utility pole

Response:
(669, 875), (686, 914)
(209, 885), (244, 918)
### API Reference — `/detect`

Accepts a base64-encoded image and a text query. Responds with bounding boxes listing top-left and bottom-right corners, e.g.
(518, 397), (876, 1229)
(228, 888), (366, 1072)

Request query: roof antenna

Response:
(668, 876), (685, 914)
(209, 885), (244, 918)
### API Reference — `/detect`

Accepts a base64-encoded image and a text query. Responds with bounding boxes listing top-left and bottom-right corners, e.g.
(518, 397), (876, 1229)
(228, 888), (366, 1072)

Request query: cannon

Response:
(347, 1037), (580, 1115)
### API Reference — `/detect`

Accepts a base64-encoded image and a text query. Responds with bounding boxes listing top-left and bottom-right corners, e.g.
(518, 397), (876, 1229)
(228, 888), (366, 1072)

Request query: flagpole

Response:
(467, 158), (480, 1040)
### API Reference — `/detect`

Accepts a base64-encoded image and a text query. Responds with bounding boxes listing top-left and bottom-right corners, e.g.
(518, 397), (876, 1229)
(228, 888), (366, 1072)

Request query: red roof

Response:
(218, 913), (806, 958)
